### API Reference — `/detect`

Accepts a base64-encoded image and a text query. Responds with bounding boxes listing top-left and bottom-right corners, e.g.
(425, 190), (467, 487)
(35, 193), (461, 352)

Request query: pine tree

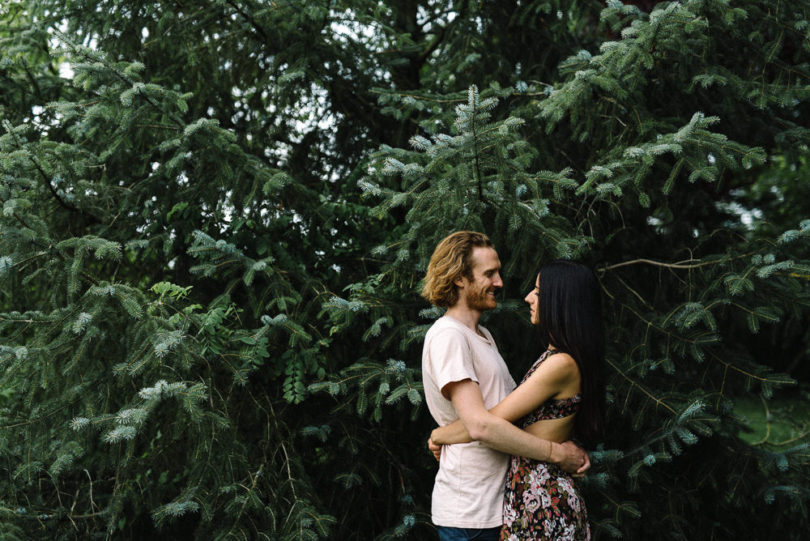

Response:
(325, 1), (810, 539)
(1, 1), (809, 540)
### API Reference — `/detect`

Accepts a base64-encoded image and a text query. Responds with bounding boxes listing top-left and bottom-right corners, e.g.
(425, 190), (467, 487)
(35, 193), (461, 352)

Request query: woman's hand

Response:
(551, 440), (590, 475)
(427, 437), (442, 461)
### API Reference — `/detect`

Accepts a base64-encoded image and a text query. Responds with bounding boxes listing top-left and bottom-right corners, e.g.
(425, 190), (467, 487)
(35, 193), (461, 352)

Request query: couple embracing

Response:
(421, 231), (605, 541)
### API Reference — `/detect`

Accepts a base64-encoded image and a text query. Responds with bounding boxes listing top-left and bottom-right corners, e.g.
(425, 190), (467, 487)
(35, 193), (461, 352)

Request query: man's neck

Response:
(445, 304), (483, 334)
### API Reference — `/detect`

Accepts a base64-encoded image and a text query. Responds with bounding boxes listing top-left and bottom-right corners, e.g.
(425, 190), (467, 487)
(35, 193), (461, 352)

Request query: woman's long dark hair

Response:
(536, 260), (605, 444)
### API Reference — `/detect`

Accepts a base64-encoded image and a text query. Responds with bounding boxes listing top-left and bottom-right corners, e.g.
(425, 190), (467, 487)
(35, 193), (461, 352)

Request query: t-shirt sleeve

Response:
(428, 328), (478, 393)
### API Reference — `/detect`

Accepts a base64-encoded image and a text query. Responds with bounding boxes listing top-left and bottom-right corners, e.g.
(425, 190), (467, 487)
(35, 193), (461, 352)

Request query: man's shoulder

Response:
(425, 316), (466, 340)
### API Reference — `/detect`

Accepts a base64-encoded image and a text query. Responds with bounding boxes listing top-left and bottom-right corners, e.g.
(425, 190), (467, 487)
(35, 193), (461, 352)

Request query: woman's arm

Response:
(431, 352), (580, 445)
(430, 378), (590, 474)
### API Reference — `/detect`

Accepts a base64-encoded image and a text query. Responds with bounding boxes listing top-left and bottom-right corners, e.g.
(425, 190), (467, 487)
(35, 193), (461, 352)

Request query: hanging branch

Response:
(2, 120), (100, 223)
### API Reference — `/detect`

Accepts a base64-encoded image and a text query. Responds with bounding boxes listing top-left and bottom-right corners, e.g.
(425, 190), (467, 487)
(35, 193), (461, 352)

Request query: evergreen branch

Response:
(2, 120), (97, 220)
(62, 511), (108, 520)
(595, 488), (641, 521)
(0, 401), (76, 429)
(617, 301), (715, 346)
(607, 358), (677, 415)
(8, 250), (50, 270)
(266, 396), (297, 501)
(369, 89), (466, 103)
(601, 253), (755, 272)
(52, 30), (186, 130)
(613, 275), (654, 310)
(0, 189), (35, 231)
(417, 23), (447, 63)
(226, 460), (265, 536)
(623, 416), (716, 458)
(225, 0), (270, 42)
(10, 210), (35, 233)
(602, 258), (714, 271)
(20, 58), (43, 102)
(763, 430), (810, 448)
(470, 92), (483, 201)
(708, 351), (795, 385)
(135, 123), (182, 131)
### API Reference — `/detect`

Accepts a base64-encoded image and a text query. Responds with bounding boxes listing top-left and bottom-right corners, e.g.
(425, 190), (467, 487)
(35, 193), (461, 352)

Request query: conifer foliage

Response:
(1, 1), (809, 539)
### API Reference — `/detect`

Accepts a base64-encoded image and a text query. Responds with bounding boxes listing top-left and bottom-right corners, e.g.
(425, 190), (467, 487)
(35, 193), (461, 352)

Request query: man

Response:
(421, 231), (589, 541)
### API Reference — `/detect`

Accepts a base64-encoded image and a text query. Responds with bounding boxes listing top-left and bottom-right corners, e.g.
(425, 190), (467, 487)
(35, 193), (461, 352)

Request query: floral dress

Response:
(500, 349), (590, 541)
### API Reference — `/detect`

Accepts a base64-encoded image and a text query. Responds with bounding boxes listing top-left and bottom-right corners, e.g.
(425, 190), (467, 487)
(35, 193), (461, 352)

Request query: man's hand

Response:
(427, 437), (442, 462)
(550, 440), (590, 475)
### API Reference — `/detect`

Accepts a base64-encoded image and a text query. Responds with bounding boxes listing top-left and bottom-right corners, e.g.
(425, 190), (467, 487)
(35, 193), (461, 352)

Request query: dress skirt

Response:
(499, 455), (590, 540)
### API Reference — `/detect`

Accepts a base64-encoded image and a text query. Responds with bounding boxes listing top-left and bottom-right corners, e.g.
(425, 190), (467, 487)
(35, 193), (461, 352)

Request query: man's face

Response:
(458, 247), (503, 312)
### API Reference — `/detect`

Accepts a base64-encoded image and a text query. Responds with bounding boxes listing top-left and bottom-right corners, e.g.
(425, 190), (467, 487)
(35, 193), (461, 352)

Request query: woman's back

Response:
(501, 349), (591, 540)
(520, 350), (582, 444)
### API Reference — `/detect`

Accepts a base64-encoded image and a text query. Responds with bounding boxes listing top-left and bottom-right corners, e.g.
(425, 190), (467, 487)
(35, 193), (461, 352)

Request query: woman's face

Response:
(524, 274), (540, 325)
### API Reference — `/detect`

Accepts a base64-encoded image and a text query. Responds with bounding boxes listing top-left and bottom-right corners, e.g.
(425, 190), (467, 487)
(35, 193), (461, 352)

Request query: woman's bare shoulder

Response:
(537, 351), (580, 382)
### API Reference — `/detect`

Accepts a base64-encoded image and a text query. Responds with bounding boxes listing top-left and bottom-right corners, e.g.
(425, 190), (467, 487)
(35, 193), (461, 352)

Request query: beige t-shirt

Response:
(422, 315), (517, 528)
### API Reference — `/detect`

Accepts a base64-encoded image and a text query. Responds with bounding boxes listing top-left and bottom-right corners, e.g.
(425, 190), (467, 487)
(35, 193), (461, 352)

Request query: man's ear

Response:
(453, 274), (466, 288)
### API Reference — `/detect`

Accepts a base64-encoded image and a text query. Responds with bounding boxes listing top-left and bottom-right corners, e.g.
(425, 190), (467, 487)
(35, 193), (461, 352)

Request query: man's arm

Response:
(430, 418), (472, 445)
(432, 352), (580, 447)
(445, 379), (589, 474)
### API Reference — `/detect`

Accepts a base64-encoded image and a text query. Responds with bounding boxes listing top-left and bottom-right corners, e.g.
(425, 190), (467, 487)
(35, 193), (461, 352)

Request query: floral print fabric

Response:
(500, 350), (590, 540)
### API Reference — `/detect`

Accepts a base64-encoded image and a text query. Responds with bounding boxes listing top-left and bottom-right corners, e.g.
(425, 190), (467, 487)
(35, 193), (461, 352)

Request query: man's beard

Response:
(466, 285), (498, 311)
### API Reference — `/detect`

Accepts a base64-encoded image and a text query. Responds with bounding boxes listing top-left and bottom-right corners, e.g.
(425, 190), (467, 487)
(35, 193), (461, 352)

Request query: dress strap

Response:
(535, 348), (560, 366)
(542, 348), (561, 359)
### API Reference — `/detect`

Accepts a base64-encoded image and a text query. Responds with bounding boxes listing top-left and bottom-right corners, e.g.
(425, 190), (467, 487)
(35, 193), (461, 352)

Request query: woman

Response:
(430, 260), (605, 540)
